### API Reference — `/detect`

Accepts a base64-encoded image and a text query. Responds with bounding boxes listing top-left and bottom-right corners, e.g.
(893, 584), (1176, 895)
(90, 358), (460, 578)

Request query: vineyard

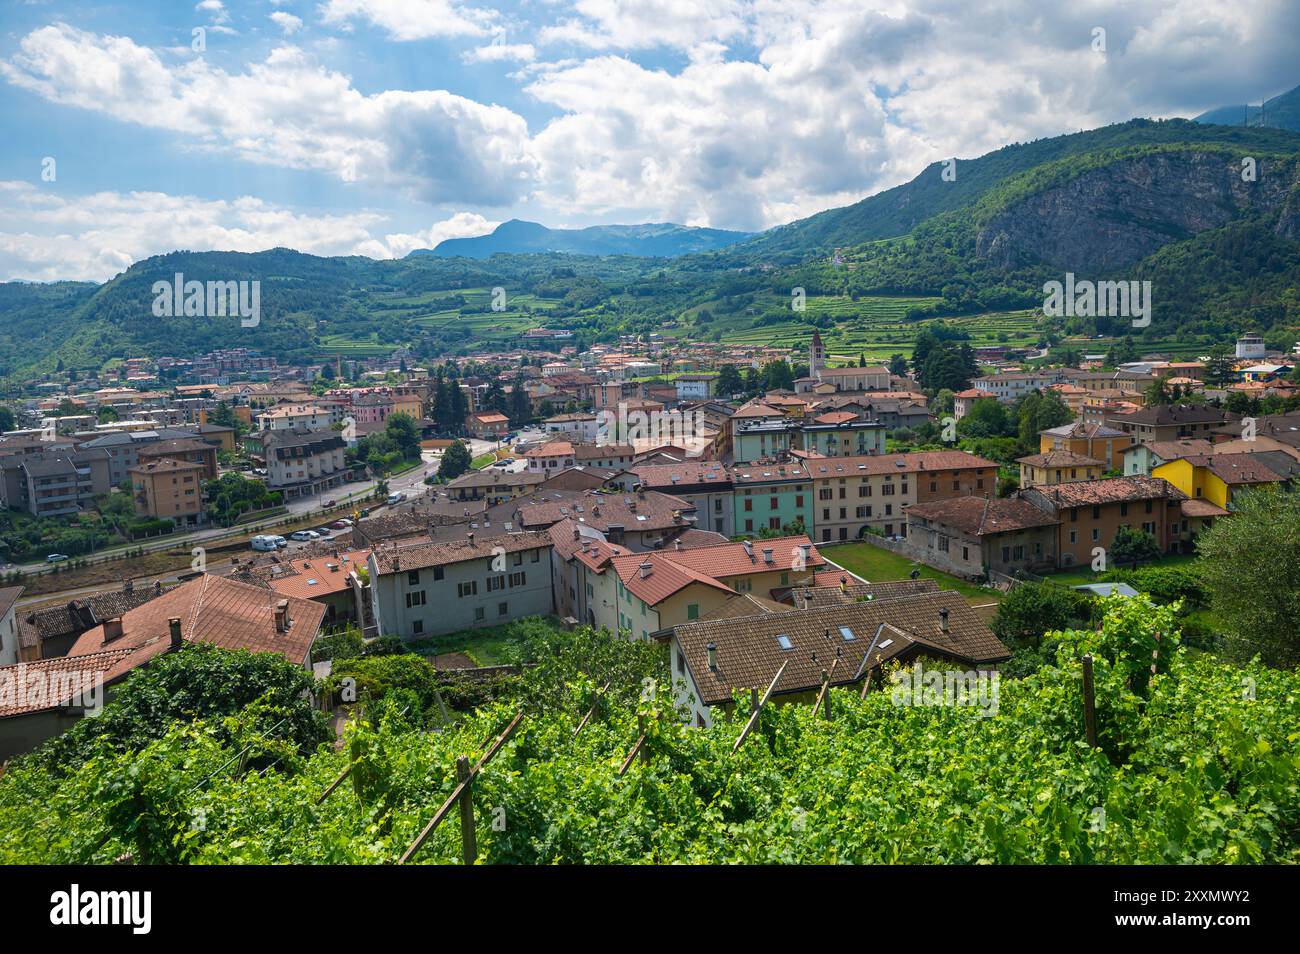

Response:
(0, 596), (1295, 865)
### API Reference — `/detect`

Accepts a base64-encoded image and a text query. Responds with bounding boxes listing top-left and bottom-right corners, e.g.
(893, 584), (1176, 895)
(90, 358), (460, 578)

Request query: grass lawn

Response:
(1037, 551), (1200, 587)
(821, 542), (1004, 606)
(470, 453), (497, 470)
(406, 617), (567, 666)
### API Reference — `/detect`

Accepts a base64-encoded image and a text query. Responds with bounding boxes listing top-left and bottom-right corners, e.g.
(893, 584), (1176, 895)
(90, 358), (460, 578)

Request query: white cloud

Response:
(462, 41), (536, 64)
(0, 24), (539, 206)
(540, 0), (749, 51)
(0, 181), (382, 281)
(353, 211), (499, 258)
(269, 12), (303, 35)
(317, 0), (496, 41)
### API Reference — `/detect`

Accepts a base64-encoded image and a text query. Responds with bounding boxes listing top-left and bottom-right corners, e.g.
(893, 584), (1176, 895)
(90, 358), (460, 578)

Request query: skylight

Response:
(776, 635), (793, 650)
(839, 626), (855, 641)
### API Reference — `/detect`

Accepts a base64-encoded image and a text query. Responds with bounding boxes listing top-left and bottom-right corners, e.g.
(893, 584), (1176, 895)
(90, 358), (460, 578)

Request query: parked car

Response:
(251, 536), (278, 552)
(490, 459), (510, 468)
(330, 518), (353, 530)
(386, 492), (403, 505)
(323, 499), (336, 508)
(290, 530), (320, 542)
(269, 535), (288, 549)
(45, 553), (69, 563)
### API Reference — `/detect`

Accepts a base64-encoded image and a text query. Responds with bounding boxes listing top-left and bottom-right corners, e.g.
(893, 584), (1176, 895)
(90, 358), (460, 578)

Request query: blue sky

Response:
(1, 0), (1297, 281)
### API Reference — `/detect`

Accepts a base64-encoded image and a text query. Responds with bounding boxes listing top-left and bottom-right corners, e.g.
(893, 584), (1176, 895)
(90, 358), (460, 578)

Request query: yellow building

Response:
(1017, 450), (1105, 490)
(1038, 422), (1132, 471)
(1152, 452), (1298, 509)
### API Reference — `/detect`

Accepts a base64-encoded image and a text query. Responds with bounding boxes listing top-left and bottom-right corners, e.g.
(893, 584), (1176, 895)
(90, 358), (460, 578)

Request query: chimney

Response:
(275, 600), (290, 632)
(706, 642), (717, 670)
(800, 543), (812, 562)
(467, 531), (474, 544)
(123, 578), (133, 594)
(762, 547), (774, 564)
(742, 539), (754, 562)
(938, 608), (950, 633)
(102, 617), (124, 643)
(153, 580), (163, 596)
(572, 527), (581, 540)
(674, 539), (682, 551)
(638, 562), (653, 579)
(167, 617), (183, 649)
(839, 575), (848, 593)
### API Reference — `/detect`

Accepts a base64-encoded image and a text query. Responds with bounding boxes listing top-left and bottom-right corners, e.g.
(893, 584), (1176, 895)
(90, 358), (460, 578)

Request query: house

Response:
(1152, 452), (1300, 511)
(129, 458), (206, 526)
(0, 587), (24, 667)
(780, 577), (940, 609)
(523, 440), (576, 472)
(1017, 450), (1105, 490)
(0, 576), (325, 759)
(513, 488), (696, 551)
(445, 469), (545, 505)
(1106, 404), (1238, 446)
(952, 389), (985, 421)
(1038, 422), (1131, 471)
(235, 549), (371, 628)
(1122, 439), (1215, 476)
(620, 462), (735, 537)
(16, 583), (164, 661)
(366, 531), (554, 639)
(667, 590), (1011, 727)
(732, 462), (817, 537)
(1019, 476), (1187, 566)
(543, 412), (599, 443)
(465, 411), (510, 439)
(552, 531), (823, 640)
(905, 496), (1059, 577)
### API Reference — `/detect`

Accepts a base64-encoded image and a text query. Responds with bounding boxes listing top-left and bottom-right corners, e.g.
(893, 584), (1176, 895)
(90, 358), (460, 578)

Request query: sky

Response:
(0, 0), (1297, 282)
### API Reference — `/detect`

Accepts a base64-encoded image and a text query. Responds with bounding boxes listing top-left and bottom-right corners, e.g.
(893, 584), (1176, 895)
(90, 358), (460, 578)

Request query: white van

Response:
(387, 492), (403, 505)
(251, 535), (277, 552)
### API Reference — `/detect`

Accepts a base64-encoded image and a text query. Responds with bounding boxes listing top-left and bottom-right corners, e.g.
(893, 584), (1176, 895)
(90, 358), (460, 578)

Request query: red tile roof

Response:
(0, 649), (136, 718)
(64, 575), (326, 682)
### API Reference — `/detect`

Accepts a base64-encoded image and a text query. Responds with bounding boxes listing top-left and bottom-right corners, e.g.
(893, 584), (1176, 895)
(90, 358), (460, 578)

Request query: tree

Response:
(760, 360), (794, 392)
(508, 374), (532, 427)
(957, 398), (1012, 439)
(1204, 347), (1235, 388)
(384, 412), (421, 460)
(888, 354), (908, 376)
(0, 406), (14, 433)
(1107, 525), (1161, 569)
(1197, 488), (1300, 667)
(716, 364), (742, 397)
(991, 581), (1091, 648)
(318, 362), (335, 381)
(438, 440), (472, 480)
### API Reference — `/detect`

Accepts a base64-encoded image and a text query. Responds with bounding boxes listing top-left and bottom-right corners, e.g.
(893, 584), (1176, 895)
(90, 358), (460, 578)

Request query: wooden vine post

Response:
(456, 756), (476, 865)
(732, 660), (789, 754)
(1081, 654), (1098, 749)
(813, 657), (840, 720)
(398, 710), (525, 865)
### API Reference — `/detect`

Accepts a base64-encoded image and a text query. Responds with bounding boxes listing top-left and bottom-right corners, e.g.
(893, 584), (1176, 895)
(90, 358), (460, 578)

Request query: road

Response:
(10, 448), (444, 578)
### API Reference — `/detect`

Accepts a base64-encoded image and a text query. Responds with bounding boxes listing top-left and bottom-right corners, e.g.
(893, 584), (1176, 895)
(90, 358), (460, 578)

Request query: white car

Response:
(290, 530), (320, 542)
(386, 492), (404, 504)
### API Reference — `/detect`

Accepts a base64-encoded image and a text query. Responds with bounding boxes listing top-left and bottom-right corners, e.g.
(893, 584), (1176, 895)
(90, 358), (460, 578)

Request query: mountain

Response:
(1195, 82), (1300, 133)
(6, 119), (1300, 378)
(719, 118), (1300, 265)
(414, 219), (754, 259)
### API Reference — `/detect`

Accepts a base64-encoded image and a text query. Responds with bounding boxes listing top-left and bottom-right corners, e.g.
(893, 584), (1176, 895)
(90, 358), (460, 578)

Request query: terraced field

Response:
(715, 296), (1042, 362)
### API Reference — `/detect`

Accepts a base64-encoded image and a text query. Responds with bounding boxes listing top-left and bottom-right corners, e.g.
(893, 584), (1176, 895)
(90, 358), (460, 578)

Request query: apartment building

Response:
(620, 462), (735, 536)
(0, 450), (112, 517)
(1105, 404), (1238, 446)
(135, 438), (218, 480)
(256, 404), (334, 432)
(367, 531), (554, 638)
(129, 458), (205, 525)
(732, 462), (815, 537)
(260, 428), (349, 499)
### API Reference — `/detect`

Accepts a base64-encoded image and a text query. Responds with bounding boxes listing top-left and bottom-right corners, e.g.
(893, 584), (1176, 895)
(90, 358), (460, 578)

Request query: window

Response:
(433, 566), (444, 581)
(1070, 530), (1078, 543)
(687, 603), (699, 620)
(407, 570), (420, 585)
(531, 549), (540, 562)
(776, 635), (793, 650)
(768, 517), (780, 530)
(939, 536), (949, 553)
(412, 620), (423, 635)
(487, 575), (505, 592)
(405, 591), (427, 608)
(1120, 502), (1128, 517)
(744, 498), (753, 512)
(474, 607), (485, 621)
(513, 552), (523, 566)
(458, 581), (478, 598)
(819, 488), (833, 501)
(962, 546), (969, 560)
(509, 571), (527, 587)
(498, 602), (509, 616)
(770, 497), (779, 510)
(677, 648), (685, 672)
(1092, 528), (1100, 542)
(795, 495), (804, 507)
(745, 519), (753, 532)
